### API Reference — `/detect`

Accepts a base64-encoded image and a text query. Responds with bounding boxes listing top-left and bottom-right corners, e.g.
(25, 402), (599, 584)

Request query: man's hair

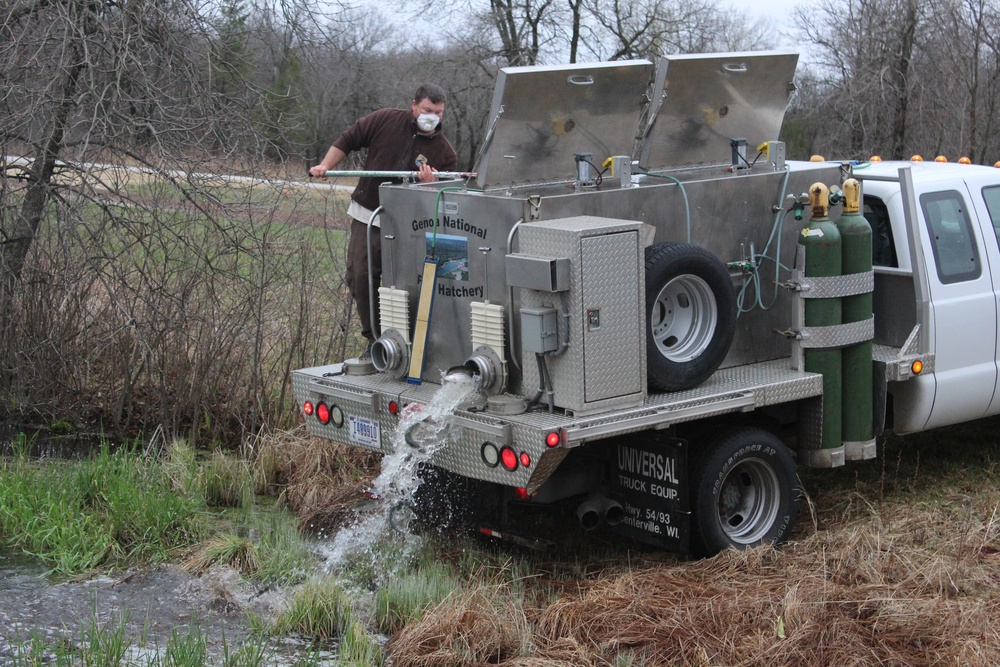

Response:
(414, 83), (447, 105)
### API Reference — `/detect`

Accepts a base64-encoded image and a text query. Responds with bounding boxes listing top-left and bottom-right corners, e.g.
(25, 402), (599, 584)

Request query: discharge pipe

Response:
(371, 336), (405, 374)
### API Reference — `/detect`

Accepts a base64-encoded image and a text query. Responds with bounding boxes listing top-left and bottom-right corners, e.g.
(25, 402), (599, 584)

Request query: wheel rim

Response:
(650, 274), (718, 362)
(717, 457), (781, 544)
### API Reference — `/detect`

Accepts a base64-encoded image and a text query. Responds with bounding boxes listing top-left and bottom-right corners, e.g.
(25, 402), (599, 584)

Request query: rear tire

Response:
(644, 243), (736, 391)
(690, 427), (799, 556)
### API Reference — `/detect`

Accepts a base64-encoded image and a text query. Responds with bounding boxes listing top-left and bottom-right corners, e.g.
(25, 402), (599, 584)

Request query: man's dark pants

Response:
(345, 219), (382, 342)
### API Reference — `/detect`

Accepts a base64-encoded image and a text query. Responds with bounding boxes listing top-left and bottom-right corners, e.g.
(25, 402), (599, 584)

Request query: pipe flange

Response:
(371, 329), (410, 379)
(464, 345), (507, 397)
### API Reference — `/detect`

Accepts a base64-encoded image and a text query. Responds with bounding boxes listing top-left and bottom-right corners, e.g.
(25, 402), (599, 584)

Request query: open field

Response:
(1, 164), (363, 444)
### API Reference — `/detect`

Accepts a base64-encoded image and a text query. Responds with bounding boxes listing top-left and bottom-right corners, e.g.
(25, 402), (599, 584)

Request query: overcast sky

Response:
(363, 0), (812, 57)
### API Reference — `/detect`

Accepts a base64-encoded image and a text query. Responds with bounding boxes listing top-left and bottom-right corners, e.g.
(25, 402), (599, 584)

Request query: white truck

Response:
(292, 51), (1000, 555)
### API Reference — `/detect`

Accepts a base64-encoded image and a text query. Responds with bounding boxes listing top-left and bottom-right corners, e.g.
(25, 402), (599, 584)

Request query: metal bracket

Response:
(528, 194), (542, 220)
(307, 379), (380, 410)
(796, 271), (874, 299)
(786, 316), (875, 349)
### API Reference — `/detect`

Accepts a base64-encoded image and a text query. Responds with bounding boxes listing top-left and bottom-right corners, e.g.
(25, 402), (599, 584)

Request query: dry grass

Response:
(183, 534), (261, 576)
(384, 424), (1000, 667)
(387, 499), (1000, 666)
(388, 584), (533, 667)
(250, 426), (380, 532)
(252, 417), (1000, 666)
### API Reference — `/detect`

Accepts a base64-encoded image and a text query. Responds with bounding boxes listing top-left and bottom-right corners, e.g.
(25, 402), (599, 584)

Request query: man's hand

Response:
(309, 164), (329, 178)
(416, 162), (437, 183)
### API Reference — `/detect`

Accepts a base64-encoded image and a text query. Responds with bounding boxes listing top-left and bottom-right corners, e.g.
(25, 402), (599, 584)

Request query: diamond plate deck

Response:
(292, 358), (822, 487)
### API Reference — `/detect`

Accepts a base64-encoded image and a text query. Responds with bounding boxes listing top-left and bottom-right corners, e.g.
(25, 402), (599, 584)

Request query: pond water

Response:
(0, 426), (337, 665)
(0, 422), (107, 459)
(0, 375), (476, 665)
(0, 550), (336, 665)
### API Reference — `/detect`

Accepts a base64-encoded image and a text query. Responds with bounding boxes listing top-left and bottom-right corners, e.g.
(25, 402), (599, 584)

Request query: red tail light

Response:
(519, 452), (531, 468)
(316, 402), (331, 424)
(303, 401), (314, 416)
(500, 446), (518, 471)
(545, 432), (560, 447)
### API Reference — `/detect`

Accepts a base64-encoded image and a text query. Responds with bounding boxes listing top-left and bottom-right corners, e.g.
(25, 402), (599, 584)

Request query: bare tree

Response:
(0, 0), (357, 442)
(920, 0), (1000, 163)
(793, 0), (928, 159)
(580, 0), (771, 61)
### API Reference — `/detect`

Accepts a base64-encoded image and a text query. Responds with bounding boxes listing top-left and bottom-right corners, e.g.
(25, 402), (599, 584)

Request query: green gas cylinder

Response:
(836, 178), (874, 458)
(800, 183), (843, 453)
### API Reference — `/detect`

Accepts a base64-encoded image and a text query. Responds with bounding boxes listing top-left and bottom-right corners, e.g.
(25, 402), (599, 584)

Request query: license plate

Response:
(348, 415), (380, 448)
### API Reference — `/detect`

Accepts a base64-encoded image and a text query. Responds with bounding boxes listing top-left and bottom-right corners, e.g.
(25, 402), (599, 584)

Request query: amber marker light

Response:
(959, 157), (972, 164)
(934, 155), (948, 162)
(870, 155), (882, 162)
(910, 155), (924, 162)
(911, 360), (923, 375)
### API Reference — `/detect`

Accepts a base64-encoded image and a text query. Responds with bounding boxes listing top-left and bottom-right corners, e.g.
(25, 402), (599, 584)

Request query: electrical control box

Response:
(515, 216), (646, 416)
(521, 307), (559, 353)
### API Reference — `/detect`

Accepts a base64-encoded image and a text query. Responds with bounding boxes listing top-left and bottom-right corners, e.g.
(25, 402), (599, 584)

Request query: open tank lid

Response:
(475, 60), (653, 190)
(639, 50), (800, 171)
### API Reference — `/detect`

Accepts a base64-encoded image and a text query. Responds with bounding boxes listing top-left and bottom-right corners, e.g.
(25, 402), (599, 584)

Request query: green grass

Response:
(374, 558), (463, 634)
(0, 444), (203, 574)
(163, 624), (207, 667)
(339, 620), (384, 667)
(6, 614), (279, 667)
(203, 449), (254, 508)
(271, 576), (354, 640)
(250, 509), (314, 585)
(185, 533), (261, 576)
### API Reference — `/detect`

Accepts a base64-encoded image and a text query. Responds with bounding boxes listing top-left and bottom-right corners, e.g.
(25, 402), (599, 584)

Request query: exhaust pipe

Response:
(604, 498), (624, 526)
(576, 494), (625, 531)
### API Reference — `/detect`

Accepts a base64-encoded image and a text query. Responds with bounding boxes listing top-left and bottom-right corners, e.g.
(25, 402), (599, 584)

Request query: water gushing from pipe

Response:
(318, 373), (479, 570)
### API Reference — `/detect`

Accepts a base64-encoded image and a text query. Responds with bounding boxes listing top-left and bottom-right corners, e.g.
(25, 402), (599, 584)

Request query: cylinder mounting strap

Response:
(797, 270), (874, 299)
(794, 316), (874, 349)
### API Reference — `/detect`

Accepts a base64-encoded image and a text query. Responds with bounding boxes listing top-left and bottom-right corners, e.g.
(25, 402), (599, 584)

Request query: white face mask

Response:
(416, 113), (440, 132)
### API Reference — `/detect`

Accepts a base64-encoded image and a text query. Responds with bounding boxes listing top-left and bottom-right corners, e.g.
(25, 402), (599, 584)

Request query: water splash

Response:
(319, 373), (479, 571)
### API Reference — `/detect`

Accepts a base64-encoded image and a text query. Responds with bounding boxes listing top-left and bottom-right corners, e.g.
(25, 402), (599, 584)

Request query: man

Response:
(310, 83), (459, 358)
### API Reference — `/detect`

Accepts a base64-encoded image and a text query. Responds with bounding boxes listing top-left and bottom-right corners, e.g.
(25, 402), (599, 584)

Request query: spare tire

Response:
(644, 242), (736, 391)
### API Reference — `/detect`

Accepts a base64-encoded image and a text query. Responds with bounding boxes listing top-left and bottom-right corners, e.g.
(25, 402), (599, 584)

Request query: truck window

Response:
(920, 190), (980, 284)
(983, 185), (1000, 248)
(864, 196), (897, 267)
